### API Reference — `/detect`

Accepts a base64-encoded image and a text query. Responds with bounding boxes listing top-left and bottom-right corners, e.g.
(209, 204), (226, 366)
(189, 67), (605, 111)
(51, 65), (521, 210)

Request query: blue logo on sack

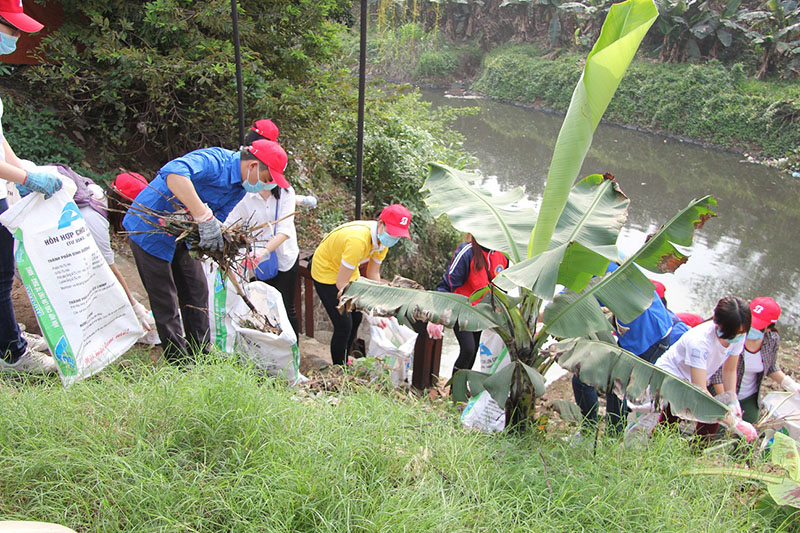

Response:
(57, 203), (82, 229)
(53, 336), (76, 372)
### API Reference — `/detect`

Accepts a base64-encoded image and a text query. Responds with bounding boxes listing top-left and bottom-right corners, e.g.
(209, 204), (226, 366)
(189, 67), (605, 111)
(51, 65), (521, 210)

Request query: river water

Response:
(422, 89), (800, 339)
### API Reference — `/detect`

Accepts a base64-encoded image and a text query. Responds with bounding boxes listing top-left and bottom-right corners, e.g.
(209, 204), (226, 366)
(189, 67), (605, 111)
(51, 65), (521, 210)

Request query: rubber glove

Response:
(782, 375), (800, 395)
(731, 418), (758, 443)
(724, 397), (743, 417)
(426, 322), (444, 339)
(296, 194), (317, 208)
(197, 212), (224, 252)
(132, 300), (153, 332)
(21, 171), (63, 199)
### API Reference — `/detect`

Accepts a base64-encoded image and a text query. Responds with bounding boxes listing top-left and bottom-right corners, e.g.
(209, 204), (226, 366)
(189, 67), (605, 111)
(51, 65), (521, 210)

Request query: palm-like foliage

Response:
(341, 0), (731, 429)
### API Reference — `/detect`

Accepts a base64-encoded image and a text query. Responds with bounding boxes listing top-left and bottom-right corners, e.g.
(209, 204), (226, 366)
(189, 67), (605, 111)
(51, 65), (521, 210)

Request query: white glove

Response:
(426, 322), (444, 339)
(726, 398), (743, 417)
(782, 375), (800, 395)
(296, 195), (317, 208)
(132, 300), (154, 332)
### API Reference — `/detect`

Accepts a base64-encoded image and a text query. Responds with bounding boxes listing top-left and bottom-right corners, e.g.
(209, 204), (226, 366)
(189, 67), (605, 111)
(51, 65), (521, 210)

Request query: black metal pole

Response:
(355, 0), (367, 220)
(231, 0), (246, 146)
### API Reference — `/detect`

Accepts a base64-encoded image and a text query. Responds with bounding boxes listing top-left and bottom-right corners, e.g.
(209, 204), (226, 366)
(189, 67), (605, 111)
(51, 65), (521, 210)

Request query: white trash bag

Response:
(461, 329), (567, 432)
(0, 180), (142, 386)
(365, 313), (417, 385)
(204, 262), (237, 353)
(230, 281), (305, 385)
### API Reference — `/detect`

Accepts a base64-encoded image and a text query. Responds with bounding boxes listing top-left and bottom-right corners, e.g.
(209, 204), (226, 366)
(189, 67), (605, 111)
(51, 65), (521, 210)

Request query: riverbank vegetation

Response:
(361, 0), (800, 171)
(0, 353), (792, 530)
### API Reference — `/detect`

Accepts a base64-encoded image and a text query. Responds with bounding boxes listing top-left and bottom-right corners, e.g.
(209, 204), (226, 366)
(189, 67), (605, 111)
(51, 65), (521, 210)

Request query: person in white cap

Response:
(122, 140), (290, 363)
(0, 0), (61, 374)
(709, 296), (798, 424)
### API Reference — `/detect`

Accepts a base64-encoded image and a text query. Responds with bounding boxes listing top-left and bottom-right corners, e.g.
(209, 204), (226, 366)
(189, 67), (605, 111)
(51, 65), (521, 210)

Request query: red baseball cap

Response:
(0, 0), (43, 33)
(113, 171), (149, 201)
(379, 204), (411, 238)
(750, 297), (781, 330)
(677, 313), (704, 328)
(249, 139), (289, 188)
(650, 279), (666, 299)
(251, 119), (279, 141)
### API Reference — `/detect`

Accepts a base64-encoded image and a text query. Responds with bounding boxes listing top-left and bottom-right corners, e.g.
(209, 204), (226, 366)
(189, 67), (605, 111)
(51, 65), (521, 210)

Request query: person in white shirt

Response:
(655, 296), (750, 438)
(708, 297), (800, 424)
(225, 185), (301, 334)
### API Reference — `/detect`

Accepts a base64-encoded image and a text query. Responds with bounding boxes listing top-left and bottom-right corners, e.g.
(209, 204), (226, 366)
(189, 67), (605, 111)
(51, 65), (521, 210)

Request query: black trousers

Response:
(264, 256), (299, 336)
(453, 323), (482, 373)
(313, 279), (362, 365)
(130, 240), (209, 362)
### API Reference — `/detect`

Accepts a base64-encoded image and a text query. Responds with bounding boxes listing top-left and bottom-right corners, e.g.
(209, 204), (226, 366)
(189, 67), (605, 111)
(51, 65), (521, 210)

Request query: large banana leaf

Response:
(529, 0), (659, 257)
(422, 163), (537, 263)
(495, 173), (628, 299)
(338, 278), (504, 331)
(543, 195), (718, 338)
(553, 338), (730, 423)
(631, 195), (717, 273)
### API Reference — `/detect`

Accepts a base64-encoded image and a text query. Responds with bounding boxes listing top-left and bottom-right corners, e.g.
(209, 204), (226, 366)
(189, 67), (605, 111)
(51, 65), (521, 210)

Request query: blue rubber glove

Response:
(22, 171), (63, 199)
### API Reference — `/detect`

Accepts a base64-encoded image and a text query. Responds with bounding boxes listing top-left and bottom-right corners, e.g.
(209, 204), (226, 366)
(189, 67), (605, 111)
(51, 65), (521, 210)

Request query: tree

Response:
(340, 0), (730, 430)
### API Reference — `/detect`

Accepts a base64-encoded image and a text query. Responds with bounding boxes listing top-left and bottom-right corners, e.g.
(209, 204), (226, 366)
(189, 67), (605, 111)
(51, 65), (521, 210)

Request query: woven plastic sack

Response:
(0, 180), (141, 386)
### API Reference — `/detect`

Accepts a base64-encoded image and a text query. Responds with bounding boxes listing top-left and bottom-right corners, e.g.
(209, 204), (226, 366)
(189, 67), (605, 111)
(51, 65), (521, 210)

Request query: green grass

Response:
(0, 354), (793, 531)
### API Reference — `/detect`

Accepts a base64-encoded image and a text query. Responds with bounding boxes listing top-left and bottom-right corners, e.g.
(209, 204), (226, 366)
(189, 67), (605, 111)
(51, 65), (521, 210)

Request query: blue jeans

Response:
(572, 332), (671, 433)
(0, 198), (26, 362)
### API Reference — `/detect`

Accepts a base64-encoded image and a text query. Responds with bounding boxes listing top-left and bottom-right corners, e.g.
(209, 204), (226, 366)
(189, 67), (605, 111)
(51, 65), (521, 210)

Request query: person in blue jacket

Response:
(571, 261), (673, 434)
(651, 278), (690, 345)
(123, 139), (289, 363)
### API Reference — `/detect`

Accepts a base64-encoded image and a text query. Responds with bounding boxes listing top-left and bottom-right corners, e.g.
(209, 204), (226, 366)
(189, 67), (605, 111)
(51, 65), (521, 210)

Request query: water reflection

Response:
(423, 90), (800, 333)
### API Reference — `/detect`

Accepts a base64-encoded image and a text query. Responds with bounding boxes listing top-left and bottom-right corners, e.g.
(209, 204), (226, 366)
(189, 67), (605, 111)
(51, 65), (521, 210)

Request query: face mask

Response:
(242, 167), (269, 193)
(729, 333), (746, 344)
(717, 328), (745, 343)
(378, 231), (400, 248)
(746, 328), (764, 341)
(0, 33), (18, 56)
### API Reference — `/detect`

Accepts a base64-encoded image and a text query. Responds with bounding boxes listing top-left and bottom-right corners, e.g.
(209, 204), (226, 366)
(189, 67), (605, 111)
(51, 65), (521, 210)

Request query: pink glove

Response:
(426, 322), (444, 339)
(243, 252), (258, 271)
(732, 419), (757, 443)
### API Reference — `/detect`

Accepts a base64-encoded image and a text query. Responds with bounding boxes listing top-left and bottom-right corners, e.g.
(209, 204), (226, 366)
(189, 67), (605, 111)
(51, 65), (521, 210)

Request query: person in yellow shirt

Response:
(311, 204), (411, 365)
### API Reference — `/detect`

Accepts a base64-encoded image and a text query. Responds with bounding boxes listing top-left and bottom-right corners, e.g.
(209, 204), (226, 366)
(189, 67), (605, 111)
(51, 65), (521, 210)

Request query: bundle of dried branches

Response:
(114, 192), (294, 334)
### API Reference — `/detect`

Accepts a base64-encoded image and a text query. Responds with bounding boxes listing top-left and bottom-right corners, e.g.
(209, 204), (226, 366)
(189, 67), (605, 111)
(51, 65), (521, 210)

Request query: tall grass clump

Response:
(0, 354), (782, 530)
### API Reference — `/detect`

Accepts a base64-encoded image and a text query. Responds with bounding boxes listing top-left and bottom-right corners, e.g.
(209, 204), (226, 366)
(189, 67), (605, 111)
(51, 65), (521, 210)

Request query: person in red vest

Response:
(427, 234), (509, 374)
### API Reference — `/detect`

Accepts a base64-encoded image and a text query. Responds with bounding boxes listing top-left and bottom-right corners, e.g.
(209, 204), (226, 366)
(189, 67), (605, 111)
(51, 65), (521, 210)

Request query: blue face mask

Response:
(242, 167), (269, 193)
(0, 33), (18, 56)
(746, 328), (764, 341)
(717, 328), (745, 344)
(378, 231), (400, 248)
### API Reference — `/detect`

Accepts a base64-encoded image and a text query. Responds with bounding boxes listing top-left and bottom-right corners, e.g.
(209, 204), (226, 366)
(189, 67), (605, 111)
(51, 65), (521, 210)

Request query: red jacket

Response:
(437, 243), (508, 304)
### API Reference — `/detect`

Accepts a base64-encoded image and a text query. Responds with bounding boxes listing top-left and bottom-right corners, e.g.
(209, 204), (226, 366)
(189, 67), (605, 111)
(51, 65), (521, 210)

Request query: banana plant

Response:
(340, 0), (731, 429)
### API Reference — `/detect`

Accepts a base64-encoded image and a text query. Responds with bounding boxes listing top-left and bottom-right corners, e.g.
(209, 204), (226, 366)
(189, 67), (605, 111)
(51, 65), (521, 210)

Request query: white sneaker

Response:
(22, 331), (49, 352)
(0, 349), (58, 374)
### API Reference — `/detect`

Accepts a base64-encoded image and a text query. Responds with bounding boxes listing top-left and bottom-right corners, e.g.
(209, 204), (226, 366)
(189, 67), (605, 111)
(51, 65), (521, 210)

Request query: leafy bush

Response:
(23, 0), (352, 168)
(2, 96), (85, 165)
(415, 49), (460, 79)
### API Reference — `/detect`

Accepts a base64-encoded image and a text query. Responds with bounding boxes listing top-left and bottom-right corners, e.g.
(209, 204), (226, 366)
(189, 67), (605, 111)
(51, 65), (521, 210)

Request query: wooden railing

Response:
(294, 252), (442, 389)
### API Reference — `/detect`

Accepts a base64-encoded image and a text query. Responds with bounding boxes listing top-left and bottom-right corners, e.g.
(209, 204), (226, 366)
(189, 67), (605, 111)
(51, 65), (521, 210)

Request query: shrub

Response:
(415, 49), (459, 79)
(2, 96), (85, 165)
(22, 0), (353, 168)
